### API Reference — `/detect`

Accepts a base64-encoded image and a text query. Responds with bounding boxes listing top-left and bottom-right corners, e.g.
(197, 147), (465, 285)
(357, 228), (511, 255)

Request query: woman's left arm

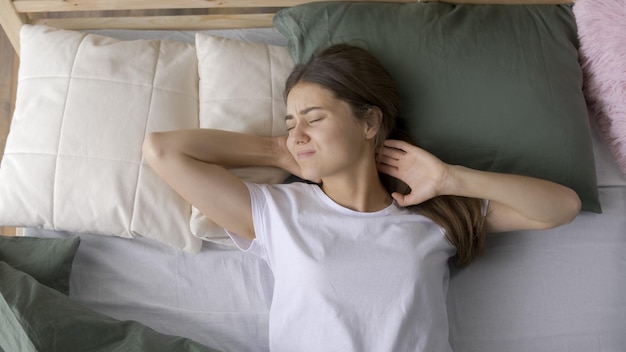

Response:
(377, 140), (582, 233)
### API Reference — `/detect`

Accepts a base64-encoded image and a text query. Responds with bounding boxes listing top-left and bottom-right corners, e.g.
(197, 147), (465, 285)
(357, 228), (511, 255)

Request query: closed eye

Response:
(285, 115), (295, 132)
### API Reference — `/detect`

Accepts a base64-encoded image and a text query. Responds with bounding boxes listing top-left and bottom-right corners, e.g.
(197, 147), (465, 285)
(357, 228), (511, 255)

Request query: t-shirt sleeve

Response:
(225, 182), (268, 259)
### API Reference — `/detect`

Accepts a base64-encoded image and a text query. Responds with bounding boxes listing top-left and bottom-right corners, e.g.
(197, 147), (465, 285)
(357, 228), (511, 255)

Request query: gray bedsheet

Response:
(27, 186), (626, 352)
(448, 186), (626, 351)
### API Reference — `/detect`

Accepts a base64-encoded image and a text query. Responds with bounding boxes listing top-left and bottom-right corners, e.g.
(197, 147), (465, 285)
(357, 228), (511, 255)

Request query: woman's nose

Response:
(291, 123), (309, 144)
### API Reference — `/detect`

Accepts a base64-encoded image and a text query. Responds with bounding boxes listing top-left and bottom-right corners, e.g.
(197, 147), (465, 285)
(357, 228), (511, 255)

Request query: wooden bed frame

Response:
(1, 0), (573, 55)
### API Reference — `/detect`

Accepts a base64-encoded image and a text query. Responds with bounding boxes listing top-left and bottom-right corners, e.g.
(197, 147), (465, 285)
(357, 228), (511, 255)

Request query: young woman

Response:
(143, 44), (581, 351)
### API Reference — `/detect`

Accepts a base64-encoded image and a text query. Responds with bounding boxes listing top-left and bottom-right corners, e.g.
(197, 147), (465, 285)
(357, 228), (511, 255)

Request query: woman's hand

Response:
(377, 139), (451, 207)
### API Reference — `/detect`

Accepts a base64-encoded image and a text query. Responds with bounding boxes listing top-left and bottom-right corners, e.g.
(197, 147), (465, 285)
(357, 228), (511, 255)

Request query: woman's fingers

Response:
(390, 192), (408, 207)
(383, 139), (411, 151)
(379, 145), (406, 160)
(377, 162), (399, 178)
(377, 154), (399, 167)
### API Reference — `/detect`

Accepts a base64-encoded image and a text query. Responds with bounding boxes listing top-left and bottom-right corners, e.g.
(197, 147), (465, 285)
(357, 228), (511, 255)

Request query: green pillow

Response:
(0, 235), (80, 295)
(274, 2), (601, 212)
(0, 262), (221, 352)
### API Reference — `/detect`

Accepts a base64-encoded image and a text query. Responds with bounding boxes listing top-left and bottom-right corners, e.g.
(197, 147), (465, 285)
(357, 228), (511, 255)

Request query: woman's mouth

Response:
(297, 150), (315, 159)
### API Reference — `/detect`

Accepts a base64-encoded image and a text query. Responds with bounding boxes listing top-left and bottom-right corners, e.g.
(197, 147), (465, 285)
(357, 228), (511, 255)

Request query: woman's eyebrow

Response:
(285, 106), (323, 121)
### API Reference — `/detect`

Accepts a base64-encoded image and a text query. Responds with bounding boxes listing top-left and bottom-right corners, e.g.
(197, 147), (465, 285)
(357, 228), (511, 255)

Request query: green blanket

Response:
(0, 261), (221, 352)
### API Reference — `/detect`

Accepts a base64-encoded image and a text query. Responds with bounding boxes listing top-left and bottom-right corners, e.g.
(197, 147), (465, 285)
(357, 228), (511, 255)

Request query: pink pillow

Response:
(575, 0), (626, 175)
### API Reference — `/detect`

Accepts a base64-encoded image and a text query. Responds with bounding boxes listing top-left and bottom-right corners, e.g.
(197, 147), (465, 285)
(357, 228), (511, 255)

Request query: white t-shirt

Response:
(229, 182), (456, 352)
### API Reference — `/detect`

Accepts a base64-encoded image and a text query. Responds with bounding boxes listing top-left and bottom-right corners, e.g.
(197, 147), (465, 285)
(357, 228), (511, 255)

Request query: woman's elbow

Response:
(142, 132), (169, 167)
(550, 188), (582, 228)
(562, 188), (582, 224)
(534, 188), (582, 230)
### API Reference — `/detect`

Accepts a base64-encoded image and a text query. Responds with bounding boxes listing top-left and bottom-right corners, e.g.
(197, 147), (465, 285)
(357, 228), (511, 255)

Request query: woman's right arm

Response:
(142, 129), (293, 241)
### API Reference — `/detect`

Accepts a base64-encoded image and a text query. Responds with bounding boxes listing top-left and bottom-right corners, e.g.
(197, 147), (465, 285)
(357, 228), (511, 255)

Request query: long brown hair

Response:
(285, 44), (485, 266)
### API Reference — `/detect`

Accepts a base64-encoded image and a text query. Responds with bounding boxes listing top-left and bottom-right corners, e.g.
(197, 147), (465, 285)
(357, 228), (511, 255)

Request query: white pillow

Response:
(0, 25), (202, 252)
(193, 33), (294, 244)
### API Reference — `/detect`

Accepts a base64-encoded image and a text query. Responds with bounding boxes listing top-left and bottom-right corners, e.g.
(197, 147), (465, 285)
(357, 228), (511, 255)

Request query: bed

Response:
(1, 0), (625, 351)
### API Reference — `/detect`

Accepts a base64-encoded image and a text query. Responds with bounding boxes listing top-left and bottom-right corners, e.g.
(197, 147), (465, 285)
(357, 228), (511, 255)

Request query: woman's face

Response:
(285, 82), (376, 181)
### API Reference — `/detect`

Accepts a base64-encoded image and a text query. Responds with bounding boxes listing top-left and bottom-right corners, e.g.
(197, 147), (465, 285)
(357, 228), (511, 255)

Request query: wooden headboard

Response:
(1, 0), (573, 55)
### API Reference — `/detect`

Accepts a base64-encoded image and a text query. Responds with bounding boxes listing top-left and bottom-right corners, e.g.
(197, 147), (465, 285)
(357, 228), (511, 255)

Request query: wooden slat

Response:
(0, 26), (20, 238)
(0, 25), (18, 161)
(0, 0), (26, 53)
(1, 227), (23, 236)
(14, 0), (400, 12)
(32, 13), (276, 29)
(13, 0), (574, 13)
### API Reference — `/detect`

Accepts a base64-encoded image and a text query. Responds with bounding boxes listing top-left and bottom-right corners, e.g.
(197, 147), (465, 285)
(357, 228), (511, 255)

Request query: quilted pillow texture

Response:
(575, 0), (626, 175)
(0, 25), (202, 252)
(191, 33), (293, 244)
(274, 2), (601, 212)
